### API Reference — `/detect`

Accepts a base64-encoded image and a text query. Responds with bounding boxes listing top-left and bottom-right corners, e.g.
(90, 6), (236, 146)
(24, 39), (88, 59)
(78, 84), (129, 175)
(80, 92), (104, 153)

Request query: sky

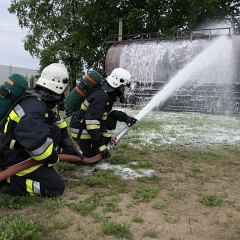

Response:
(0, 0), (40, 70)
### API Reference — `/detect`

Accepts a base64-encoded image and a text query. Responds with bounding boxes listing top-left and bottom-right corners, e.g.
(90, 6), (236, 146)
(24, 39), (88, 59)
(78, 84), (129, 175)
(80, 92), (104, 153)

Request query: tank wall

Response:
(105, 36), (240, 87)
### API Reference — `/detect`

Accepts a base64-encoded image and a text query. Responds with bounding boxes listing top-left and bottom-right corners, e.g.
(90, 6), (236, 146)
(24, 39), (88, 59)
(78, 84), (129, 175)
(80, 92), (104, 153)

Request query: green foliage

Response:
(8, 0), (240, 82)
(0, 217), (42, 240)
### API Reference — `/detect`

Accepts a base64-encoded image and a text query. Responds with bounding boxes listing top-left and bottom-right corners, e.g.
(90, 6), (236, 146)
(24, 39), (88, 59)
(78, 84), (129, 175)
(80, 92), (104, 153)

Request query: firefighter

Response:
(69, 68), (137, 160)
(0, 63), (82, 197)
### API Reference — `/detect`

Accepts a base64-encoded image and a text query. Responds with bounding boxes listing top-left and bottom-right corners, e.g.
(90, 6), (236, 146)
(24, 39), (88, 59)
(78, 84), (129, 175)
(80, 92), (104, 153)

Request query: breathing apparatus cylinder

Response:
(64, 70), (103, 111)
(0, 73), (28, 122)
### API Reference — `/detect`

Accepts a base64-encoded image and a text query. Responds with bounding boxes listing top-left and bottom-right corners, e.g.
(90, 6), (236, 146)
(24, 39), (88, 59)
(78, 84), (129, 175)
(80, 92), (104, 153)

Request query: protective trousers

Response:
(9, 165), (65, 197)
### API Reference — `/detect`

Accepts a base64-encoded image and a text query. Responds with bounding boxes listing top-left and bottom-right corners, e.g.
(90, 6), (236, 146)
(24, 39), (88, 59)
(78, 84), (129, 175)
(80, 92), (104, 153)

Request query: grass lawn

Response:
(1, 109), (240, 240)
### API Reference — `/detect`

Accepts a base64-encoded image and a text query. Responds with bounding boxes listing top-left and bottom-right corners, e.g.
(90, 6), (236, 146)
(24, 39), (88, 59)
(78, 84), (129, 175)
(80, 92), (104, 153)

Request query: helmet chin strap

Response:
(101, 80), (116, 93)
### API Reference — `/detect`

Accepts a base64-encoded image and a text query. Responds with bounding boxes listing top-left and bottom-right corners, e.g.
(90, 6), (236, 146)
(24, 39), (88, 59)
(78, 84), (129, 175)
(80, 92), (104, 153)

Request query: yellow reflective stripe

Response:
(30, 137), (52, 156)
(16, 164), (43, 176)
(56, 121), (68, 129)
(81, 102), (87, 111)
(102, 115), (107, 120)
(99, 145), (106, 152)
(3, 117), (10, 133)
(86, 124), (100, 130)
(71, 132), (78, 138)
(80, 134), (91, 139)
(31, 142), (54, 161)
(9, 139), (16, 149)
(103, 132), (112, 138)
(9, 110), (20, 123)
(26, 179), (35, 196)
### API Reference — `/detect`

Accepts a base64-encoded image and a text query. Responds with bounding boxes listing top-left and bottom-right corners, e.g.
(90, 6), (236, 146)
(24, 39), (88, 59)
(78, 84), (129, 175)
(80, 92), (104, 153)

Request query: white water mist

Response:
(134, 36), (233, 121)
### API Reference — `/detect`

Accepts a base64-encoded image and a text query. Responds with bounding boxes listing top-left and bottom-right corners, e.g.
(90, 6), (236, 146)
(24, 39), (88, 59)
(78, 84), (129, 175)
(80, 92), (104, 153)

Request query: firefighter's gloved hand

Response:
(101, 148), (111, 159)
(126, 116), (137, 127)
(61, 137), (84, 159)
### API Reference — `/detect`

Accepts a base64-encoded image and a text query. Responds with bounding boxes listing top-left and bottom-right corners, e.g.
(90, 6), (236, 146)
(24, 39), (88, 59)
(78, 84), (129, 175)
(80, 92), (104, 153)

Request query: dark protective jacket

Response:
(0, 95), (69, 175)
(70, 87), (129, 152)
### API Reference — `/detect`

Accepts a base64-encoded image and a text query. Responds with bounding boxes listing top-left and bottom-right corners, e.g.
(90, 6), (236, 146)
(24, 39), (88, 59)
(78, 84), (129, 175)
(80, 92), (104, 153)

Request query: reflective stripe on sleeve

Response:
(102, 112), (108, 120)
(86, 124), (100, 130)
(14, 104), (25, 119)
(55, 121), (68, 129)
(4, 105), (26, 132)
(81, 99), (89, 111)
(28, 137), (54, 161)
(86, 120), (100, 130)
(99, 145), (107, 152)
(80, 129), (91, 139)
(54, 117), (68, 129)
(103, 132), (113, 138)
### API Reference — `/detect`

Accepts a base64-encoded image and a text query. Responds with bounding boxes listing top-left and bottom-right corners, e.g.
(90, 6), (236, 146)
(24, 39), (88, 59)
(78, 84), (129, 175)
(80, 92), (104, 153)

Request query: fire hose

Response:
(0, 125), (133, 183)
(0, 153), (102, 183)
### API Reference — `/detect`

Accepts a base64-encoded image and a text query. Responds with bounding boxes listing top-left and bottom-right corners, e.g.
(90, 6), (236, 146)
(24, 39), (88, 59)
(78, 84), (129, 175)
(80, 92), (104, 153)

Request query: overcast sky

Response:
(0, 0), (40, 70)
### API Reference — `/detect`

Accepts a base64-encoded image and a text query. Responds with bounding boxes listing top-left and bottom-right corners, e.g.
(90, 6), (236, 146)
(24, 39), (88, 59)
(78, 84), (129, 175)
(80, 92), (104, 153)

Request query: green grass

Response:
(0, 193), (42, 209)
(68, 192), (103, 216)
(0, 217), (42, 240)
(143, 230), (160, 238)
(2, 110), (240, 239)
(132, 184), (159, 203)
(132, 215), (144, 224)
(82, 169), (120, 187)
(199, 195), (223, 207)
(101, 221), (132, 239)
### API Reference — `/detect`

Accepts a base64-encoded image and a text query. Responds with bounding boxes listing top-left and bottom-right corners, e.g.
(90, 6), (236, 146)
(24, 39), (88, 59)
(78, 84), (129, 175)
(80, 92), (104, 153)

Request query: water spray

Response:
(109, 35), (233, 148)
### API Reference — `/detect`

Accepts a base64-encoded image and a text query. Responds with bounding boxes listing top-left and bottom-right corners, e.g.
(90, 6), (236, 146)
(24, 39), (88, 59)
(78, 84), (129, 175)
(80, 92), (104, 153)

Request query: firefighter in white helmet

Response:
(0, 63), (82, 197)
(70, 67), (137, 161)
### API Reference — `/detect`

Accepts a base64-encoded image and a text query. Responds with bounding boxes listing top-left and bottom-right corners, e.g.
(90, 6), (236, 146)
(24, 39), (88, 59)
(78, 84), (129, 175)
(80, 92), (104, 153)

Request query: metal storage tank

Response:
(104, 28), (240, 115)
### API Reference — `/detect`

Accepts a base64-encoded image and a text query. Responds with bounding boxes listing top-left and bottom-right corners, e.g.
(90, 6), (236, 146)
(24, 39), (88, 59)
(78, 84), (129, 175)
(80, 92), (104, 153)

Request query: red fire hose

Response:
(0, 153), (102, 182)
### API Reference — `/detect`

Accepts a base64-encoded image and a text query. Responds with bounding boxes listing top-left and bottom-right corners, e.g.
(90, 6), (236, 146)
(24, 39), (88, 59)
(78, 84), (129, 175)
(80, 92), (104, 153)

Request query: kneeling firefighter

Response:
(0, 63), (82, 197)
(69, 68), (137, 160)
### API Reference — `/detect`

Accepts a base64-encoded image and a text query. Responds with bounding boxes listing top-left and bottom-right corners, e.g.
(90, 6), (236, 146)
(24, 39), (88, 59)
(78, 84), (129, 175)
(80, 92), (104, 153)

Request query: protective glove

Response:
(126, 116), (138, 127)
(61, 137), (84, 159)
(101, 148), (111, 159)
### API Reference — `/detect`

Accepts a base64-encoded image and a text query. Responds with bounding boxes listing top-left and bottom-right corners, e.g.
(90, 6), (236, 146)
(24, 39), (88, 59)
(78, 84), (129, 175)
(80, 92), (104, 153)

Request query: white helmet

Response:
(106, 68), (131, 88)
(36, 63), (69, 94)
